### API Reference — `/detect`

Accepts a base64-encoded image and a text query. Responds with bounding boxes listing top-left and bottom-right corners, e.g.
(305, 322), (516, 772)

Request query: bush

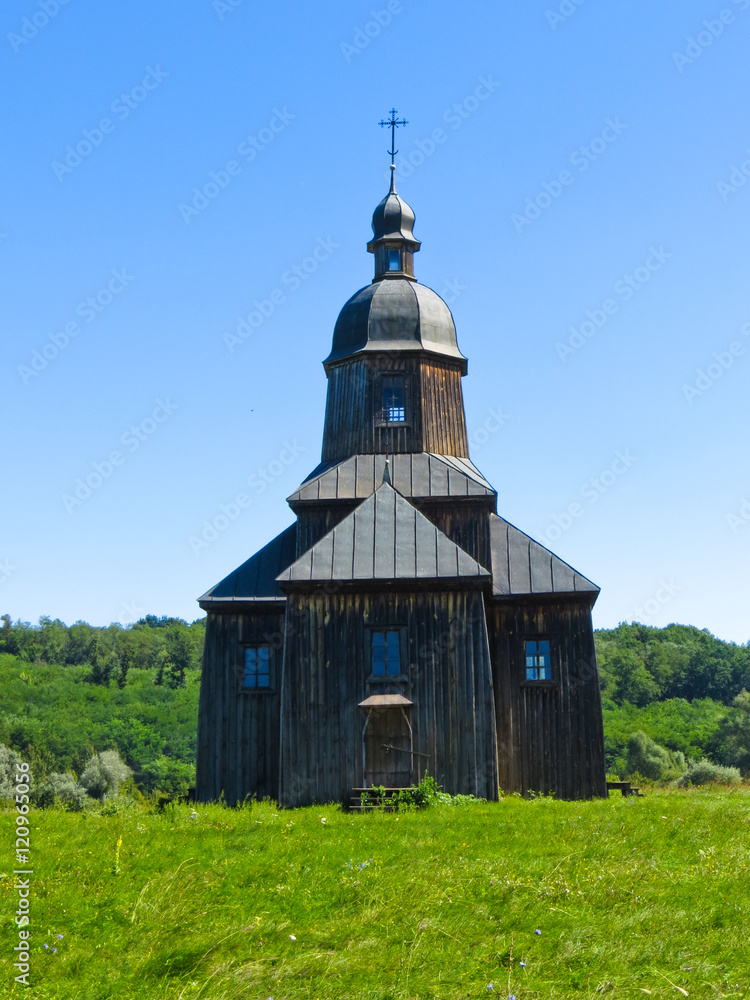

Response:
(79, 750), (132, 799)
(677, 760), (742, 787)
(36, 773), (88, 811)
(0, 743), (25, 800)
(139, 756), (195, 798)
(626, 731), (687, 782)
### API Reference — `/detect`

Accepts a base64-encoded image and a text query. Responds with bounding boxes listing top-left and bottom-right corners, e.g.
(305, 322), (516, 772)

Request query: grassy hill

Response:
(1, 790), (748, 999)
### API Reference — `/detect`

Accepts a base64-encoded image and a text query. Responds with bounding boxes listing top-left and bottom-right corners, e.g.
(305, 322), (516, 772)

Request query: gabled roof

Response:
(277, 482), (490, 585)
(489, 514), (599, 598)
(287, 453), (495, 504)
(198, 524), (297, 605)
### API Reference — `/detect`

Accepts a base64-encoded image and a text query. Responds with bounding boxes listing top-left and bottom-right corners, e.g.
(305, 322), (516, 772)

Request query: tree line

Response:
(0, 613), (205, 689)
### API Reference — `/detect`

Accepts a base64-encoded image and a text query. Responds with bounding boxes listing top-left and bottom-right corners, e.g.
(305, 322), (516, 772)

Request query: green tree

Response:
(712, 689), (750, 774)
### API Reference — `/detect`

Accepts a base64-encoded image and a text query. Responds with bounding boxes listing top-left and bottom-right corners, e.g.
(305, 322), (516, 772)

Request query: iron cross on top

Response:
(379, 108), (409, 165)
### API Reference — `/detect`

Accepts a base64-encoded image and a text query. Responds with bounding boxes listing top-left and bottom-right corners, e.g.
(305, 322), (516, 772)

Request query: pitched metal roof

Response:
(489, 514), (599, 598)
(198, 523), (297, 604)
(277, 482), (490, 585)
(288, 453), (495, 504)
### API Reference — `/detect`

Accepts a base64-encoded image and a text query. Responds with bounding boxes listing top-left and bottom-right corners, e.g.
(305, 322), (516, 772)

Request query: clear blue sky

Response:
(2, 0), (748, 642)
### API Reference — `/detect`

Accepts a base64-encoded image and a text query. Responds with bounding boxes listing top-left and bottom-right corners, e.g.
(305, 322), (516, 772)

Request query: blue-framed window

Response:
(525, 640), (551, 681)
(243, 646), (271, 690)
(372, 630), (401, 676)
(387, 249), (401, 271)
(381, 376), (405, 423)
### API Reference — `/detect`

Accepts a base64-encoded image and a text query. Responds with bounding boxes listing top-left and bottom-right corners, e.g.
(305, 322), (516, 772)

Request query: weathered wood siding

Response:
(415, 498), (495, 568)
(196, 608), (284, 804)
(295, 505), (357, 557)
(419, 360), (470, 456)
(321, 355), (469, 463)
(485, 598), (607, 799)
(278, 588), (498, 806)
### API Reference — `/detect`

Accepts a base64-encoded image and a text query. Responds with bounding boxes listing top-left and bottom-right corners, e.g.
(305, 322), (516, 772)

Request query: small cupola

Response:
(367, 165), (421, 281)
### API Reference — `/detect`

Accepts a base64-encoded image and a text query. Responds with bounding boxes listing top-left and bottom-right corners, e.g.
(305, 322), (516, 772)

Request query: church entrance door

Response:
(359, 694), (414, 788)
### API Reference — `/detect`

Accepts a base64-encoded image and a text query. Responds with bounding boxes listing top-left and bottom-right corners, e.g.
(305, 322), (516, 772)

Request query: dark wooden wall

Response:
(485, 597), (607, 799)
(321, 354), (469, 463)
(196, 608), (284, 804)
(414, 498), (495, 569)
(278, 588), (498, 806)
(295, 504), (357, 557)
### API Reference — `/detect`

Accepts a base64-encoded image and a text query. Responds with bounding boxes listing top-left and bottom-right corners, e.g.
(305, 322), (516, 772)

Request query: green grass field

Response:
(2, 789), (749, 999)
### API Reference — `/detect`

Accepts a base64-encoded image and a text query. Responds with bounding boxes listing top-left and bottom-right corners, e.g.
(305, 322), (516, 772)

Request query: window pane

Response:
(526, 667), (538, 681)
(538, 640), (550, 656)
(539, 667), (551, 680)
(244, 647), (271, 689)
(382, 379), (406, 423)
(388, 249), (400, 270)
(373, 631), (400, 675)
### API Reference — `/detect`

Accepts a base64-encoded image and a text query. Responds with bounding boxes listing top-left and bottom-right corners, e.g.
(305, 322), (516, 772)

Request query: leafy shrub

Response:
(79, 750), (132, 799)
(36, 773), (88, 811)
(139, 756), (195, 798)
(0, 743), (26, 800)
(677, 760), (742, 787)
(626, 731), (687, 782)
(711, 689), (750, 773)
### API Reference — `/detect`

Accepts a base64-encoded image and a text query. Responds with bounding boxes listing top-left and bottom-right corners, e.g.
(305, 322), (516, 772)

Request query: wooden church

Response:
(196, 139), (607, 806)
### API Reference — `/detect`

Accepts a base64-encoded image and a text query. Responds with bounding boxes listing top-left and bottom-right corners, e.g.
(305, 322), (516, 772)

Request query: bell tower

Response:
(320, 168), (469, 465)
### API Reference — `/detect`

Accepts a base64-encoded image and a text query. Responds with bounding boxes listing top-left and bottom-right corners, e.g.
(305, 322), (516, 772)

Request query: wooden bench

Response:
(607, 780), (644, 797)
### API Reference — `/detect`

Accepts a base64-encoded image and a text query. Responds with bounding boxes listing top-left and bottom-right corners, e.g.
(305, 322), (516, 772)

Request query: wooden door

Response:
(364, 708), (412, 787)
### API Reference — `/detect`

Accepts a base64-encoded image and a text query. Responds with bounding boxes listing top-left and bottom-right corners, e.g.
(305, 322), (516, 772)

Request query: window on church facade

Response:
(242, 646), (271, 690)
(371, 630), (401, 676)
(381, 376), (405, 423)
(525, 640), (551, 681)
(387, 249), (401, 271)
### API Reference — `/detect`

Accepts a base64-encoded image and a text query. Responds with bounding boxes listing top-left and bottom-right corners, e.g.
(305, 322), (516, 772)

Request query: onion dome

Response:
(368, 166), (421, 251)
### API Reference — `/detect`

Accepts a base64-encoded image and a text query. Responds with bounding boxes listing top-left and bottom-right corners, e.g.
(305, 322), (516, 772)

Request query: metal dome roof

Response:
(368, 175), (420, 247)
(324, 278), (467, 371)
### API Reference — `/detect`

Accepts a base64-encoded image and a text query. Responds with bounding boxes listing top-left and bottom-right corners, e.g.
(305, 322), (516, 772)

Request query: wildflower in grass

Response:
(57, 935), (63, 940)
(486, 985), (493, 991)
(52, 948), (57, 954)
(289, 934), (296, 941)
(43, 944), (48, 950)
(535, 928), (541, 935)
